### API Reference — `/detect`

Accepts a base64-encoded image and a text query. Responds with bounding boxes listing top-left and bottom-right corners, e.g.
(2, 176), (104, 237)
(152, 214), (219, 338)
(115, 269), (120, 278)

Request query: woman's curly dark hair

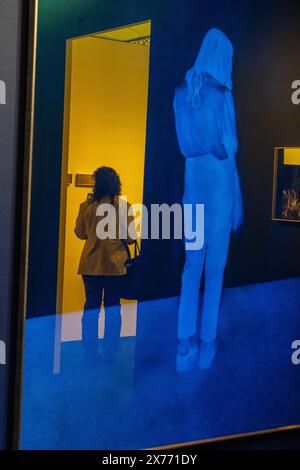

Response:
(90, 166), (122, 203)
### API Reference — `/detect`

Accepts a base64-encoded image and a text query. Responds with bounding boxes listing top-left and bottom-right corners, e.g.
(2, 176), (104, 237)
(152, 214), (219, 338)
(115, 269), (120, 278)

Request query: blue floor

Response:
(20, 277), (300, 449)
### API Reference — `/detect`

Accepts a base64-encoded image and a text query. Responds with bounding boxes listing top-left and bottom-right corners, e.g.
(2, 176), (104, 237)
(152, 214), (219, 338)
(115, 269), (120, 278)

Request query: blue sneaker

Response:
(176, 341), (198, 374)
(198, 341), (217, 370)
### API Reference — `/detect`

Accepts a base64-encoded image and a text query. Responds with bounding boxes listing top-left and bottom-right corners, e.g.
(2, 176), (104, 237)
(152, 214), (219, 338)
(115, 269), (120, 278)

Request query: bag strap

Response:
(134, 239), (140, 257)
(124, 240), (140, 260)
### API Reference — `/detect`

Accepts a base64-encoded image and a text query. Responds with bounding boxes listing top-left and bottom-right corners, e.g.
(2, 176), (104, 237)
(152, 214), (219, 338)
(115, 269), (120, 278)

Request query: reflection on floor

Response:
(20, 278), (300, 449)
(60, 302), (138, 342)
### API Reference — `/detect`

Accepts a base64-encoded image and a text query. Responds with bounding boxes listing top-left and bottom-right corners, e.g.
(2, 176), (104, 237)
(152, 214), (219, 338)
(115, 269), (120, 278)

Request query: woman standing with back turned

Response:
(75, 166), (135, 360)
(173, 29), (243, 372)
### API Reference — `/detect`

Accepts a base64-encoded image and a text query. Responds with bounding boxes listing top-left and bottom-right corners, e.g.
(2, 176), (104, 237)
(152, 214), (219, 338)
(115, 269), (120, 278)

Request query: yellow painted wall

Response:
(284, 147), (300, 166)
(60, 34), (150, 319)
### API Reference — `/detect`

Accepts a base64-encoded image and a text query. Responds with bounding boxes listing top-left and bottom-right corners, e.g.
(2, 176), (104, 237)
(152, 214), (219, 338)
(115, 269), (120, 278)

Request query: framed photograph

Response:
(272, 147), (300, 222)
(16, 0), (300, 451)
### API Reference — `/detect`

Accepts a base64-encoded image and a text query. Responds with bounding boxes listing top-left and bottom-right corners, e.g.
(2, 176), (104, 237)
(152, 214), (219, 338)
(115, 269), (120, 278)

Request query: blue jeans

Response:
(82, 275), (122, 355)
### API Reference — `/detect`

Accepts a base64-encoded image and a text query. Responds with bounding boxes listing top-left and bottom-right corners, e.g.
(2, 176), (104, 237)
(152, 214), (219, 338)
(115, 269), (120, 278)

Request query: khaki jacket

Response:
(75, 196), (135, 276)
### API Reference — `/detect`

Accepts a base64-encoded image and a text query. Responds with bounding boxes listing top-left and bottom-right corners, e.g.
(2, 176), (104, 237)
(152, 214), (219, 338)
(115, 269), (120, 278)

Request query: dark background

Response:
(27, 0), (300, 318)
(0, 0), (25, 450)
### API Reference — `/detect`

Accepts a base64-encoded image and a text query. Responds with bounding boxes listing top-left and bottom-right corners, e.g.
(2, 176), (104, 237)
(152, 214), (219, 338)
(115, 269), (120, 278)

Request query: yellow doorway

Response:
(55, 21), (151, 366)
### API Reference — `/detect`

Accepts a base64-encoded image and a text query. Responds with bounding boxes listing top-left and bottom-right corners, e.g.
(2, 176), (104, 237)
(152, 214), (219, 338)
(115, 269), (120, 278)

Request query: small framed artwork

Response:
(272, 147), (300, 222)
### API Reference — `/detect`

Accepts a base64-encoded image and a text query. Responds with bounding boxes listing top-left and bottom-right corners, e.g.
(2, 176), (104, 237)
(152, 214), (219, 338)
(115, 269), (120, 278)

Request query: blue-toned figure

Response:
(173, 29), (243, 372)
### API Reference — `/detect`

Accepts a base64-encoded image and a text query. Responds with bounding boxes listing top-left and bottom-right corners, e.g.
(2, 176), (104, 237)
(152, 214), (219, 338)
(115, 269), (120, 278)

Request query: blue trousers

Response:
(178, 155), (234, 342)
